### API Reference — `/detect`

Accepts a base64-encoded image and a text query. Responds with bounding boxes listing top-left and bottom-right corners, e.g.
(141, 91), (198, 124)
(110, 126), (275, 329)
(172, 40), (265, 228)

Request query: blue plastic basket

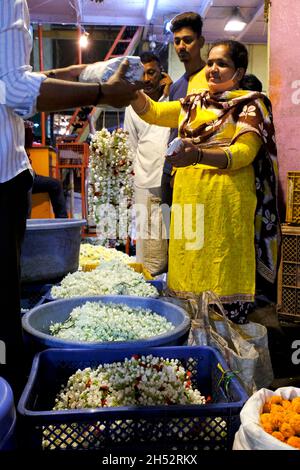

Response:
(17, 346), (248, 451)
(0, 378), (16, 451)
(21, 219), (86, 283)
(21, 296), (190, 352)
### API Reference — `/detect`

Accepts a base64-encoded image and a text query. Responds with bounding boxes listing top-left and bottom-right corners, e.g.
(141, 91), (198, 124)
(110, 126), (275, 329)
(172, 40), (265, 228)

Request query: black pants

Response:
(0, 170), (33, 396)
(161, 172), (174, 242)
(161, 172), (173, 208)
(30, 174), (68, 218)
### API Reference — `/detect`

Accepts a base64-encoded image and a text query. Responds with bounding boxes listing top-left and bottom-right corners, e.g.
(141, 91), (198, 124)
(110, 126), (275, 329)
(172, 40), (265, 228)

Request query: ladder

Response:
(64, 25), (143, 144)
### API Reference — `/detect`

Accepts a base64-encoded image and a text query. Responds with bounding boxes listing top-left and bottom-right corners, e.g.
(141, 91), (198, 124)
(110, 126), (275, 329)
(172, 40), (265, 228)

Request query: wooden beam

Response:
(199, 0), (214, 19)
(34, 29), (119, 40)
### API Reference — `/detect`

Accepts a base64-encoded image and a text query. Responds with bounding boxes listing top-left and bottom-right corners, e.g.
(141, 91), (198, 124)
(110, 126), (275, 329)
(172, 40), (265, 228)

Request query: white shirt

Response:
(0, 0), (46, 183)
(124, 96), (170, 189)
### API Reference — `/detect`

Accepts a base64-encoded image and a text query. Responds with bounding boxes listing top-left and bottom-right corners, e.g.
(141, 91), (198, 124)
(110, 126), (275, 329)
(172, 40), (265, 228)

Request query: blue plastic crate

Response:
(20, 283), (53, 314)
(17, 346), (248, 451)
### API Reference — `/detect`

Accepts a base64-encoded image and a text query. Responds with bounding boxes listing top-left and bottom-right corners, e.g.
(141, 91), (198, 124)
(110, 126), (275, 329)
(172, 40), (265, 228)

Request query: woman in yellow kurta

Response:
(132, 40), (280, 323)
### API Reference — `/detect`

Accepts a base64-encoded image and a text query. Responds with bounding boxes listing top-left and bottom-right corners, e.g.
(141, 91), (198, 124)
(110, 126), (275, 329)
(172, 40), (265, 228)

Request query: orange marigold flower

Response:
(280, 422), (295, 439)
(291, 397), (300, 414)
(270, 403), (284, 414)
(262, 422), (274, 434)
(286, 436), (300, 450)
(261, 413), (274, 434)
(261, 413), (271, 424)
(289, 414), (300, 435)
(281, 399), (292, 410)
(291, 397), (300, 405)
(270, 396), (283, 405)
(271, 431), (285, 442)
(270, 412), (285, 430)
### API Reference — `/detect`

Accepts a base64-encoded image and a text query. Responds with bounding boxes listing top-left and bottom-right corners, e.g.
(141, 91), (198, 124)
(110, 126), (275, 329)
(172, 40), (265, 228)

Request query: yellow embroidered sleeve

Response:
(227, 132), (262, 171)
(141, 99), (181, 128)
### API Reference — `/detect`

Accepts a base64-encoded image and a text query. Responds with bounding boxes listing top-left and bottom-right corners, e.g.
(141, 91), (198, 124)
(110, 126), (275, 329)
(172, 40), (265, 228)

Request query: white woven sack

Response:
(233, 387), (300, 450)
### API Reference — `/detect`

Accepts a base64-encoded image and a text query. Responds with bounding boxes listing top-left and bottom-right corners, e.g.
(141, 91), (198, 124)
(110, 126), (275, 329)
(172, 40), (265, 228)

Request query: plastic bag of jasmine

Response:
(79, 56), (144, 85)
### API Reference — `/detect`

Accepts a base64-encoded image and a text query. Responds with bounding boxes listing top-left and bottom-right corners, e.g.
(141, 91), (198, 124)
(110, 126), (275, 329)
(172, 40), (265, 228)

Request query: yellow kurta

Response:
(142, 95), (262, 302)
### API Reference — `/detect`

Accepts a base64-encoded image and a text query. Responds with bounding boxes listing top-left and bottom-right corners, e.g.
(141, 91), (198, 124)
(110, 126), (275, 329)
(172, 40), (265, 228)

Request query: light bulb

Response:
(224, 7), (247, 32)
(79, 32), (89, 48)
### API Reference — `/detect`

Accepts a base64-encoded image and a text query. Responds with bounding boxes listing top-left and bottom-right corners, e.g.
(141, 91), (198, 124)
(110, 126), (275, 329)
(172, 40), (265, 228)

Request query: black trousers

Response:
(0, 170), (33, 396)
(31, 174), (68, 218)
(161, 172), (173, 208)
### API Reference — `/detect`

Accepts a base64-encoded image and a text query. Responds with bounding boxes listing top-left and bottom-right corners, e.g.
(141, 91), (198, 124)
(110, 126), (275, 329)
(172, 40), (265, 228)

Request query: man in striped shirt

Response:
(0, 0), (142, 394)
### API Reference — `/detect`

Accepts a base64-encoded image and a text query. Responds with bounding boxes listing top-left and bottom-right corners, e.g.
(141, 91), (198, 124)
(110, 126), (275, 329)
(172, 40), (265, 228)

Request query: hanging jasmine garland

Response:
(88, 128), (134, 245)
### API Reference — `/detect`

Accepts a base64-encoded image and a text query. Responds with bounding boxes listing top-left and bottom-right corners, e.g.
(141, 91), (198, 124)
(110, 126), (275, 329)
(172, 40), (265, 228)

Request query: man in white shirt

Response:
(124, 52), (172, 274)
(0, 0), (142, 393)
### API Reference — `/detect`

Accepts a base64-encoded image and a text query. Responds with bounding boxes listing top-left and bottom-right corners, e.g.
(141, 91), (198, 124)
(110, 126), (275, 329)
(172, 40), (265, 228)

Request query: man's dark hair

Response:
(140, 51), (161, 66)
(209, 39), (248, 70)
(240, 73), (263, 92)
(170, 11), (203, 37)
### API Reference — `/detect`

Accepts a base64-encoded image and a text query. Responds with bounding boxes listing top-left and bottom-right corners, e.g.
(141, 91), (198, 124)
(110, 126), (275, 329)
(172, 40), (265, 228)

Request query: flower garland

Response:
(88, 128), (134, 245)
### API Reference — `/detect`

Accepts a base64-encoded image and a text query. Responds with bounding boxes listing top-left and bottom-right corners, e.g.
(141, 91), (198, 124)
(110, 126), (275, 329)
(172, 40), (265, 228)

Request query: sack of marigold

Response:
(233, 387), (300, 450)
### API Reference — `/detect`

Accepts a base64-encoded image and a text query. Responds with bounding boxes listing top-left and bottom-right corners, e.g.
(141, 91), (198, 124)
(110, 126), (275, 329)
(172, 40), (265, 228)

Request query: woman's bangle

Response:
(222, 148), (232, 168)
(193, 148), (203, 165)
(135, 93), (149, 115)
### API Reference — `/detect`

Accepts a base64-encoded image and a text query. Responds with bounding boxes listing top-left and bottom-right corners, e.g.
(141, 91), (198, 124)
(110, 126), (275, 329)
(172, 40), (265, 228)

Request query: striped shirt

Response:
(0, 0), (46, 183)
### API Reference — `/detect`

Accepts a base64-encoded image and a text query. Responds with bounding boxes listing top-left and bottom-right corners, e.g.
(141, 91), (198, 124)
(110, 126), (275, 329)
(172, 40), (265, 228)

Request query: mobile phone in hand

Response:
(166, 137), (184, 156)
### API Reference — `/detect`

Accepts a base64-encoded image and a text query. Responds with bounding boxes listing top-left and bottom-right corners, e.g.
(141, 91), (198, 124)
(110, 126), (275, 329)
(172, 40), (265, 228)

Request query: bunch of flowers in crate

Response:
(53, 354), (206, 409)
(88, 128), (134, 245)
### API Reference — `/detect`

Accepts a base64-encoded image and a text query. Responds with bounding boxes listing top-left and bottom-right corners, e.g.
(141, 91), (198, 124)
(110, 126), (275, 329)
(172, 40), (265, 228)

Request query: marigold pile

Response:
(260, 395), (300, 449)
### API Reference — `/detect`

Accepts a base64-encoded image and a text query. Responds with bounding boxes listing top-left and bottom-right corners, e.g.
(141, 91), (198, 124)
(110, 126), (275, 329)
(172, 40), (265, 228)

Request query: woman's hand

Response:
(165, 138), (199, 167)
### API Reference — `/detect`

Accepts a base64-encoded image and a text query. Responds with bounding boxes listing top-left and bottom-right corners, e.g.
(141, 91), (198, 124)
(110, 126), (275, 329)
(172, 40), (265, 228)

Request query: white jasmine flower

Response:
(51, 259), (157, 299)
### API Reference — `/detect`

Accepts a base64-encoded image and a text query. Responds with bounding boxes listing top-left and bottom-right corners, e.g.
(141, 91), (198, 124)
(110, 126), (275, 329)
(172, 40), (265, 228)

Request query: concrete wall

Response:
(269, 0), (300, 210)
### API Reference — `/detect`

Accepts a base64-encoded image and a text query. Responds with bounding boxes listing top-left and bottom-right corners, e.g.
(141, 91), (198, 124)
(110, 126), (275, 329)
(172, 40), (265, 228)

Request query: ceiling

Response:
(27, 0), (267, 44)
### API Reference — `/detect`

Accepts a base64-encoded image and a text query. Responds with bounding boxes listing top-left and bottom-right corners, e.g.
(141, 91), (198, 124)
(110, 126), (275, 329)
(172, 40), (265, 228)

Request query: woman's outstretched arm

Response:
(131, 91), (181, 129)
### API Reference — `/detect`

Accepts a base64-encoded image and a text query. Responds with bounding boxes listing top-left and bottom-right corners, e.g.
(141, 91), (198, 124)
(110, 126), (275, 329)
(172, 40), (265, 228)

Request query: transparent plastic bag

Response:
(79, 56), (144, 85)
